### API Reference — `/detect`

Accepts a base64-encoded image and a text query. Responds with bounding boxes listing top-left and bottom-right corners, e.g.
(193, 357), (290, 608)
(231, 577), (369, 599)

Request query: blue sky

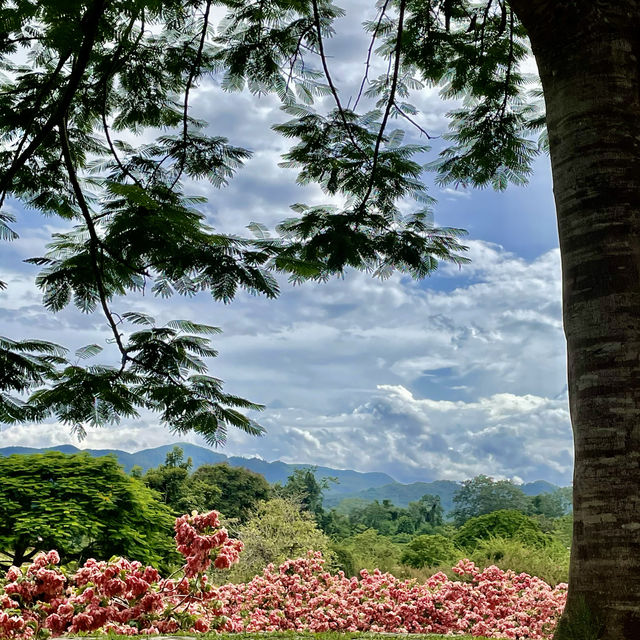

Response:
(0, 0), (573, 485)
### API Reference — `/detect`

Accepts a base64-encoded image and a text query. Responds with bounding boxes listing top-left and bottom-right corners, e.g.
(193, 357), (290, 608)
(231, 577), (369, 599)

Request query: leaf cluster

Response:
(0, 0), (544, 438)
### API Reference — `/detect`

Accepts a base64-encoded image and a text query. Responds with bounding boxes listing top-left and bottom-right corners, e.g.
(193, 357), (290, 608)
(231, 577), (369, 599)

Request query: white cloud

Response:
(2, 235), (570, 484)
(0, 4), (567, 485)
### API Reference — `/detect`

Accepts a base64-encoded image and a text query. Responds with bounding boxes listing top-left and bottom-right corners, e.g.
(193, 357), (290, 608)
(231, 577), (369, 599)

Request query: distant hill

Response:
(324, 480), (461, 512)
(324, 478), (562, 514)
(0, 443), (563, 511)
(0, 443), (395, 499)
(519, 480), (559, 496)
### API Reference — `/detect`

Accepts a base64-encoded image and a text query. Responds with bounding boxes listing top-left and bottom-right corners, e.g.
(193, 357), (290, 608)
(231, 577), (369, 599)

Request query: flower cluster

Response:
(0, 511), (239, 639)
(1, 514), (567, 639)
(218, 552), (567, 639)
(175, 510), (243, 577)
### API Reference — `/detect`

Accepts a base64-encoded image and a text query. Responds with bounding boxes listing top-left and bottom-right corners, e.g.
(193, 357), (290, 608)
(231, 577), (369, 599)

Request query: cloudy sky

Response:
(0, 1), (573, 485)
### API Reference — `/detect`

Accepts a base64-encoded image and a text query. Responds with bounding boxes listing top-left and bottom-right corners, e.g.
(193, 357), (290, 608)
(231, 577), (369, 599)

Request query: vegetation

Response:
(400, 534), (457, 569)
(189, 463), (271, 523)
(0, 452), (177, 571)
(0, 450), (573, 591)
(221, 497), (334, 583)
(3, 0), (638, 629)
(454, 510), (551, 551)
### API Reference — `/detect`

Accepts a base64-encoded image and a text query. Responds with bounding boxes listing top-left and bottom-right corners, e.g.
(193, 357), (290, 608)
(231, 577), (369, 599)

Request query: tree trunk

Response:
(509, 2), (640, 638)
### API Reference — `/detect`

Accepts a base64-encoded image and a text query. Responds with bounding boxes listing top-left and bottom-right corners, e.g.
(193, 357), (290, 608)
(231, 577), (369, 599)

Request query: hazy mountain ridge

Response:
(0, 443), (562, 510)
(0, 443), (395, 498)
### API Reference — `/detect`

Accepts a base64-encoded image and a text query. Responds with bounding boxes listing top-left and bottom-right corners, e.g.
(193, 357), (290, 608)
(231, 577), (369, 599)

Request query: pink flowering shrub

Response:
(0, 511), (241, 638)
(1, 513), (566, 640)
(218, 552), (567, 640)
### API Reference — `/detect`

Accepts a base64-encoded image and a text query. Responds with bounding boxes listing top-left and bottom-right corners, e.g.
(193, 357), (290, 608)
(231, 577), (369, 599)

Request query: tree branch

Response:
(499, 8), (515, 119)
(58, 119), (128, 359)
(357, 0), (407, 214)
(310, 0), (366, 158)
(170, 0), (213, 191)
(393, 100), (434, 139)
(0, 0), (108, 207)
(353, 0), (391, 111)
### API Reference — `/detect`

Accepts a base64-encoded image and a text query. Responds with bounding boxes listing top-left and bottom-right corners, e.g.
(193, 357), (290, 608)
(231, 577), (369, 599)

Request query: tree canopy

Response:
(0, 0), (474, 443)
(0, 452), (177, 570)
(190, 462), (271, 522)
(450, 475), (533, 525)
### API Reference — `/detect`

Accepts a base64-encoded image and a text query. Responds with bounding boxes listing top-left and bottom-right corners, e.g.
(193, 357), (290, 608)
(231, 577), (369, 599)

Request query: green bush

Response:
(454, 509), (551, 550)
(220, 497), (334, 583)
(470, 536), (570, 586)
(330, 529), (403, 576)
(400, 534), (457, 569)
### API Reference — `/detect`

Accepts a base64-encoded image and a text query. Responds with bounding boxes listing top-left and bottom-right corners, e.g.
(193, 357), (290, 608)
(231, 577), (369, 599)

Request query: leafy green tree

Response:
(0, 452), (177, 570)
(470, 536), (570, 587)
(143, 445), (216, 514)
(189, 462), (270, 523)
(450, 475), (532, 526)
(349, 500), (396, 535)
(407, 494), (444, 532)
(276, 467), (334, 521)
(319, 508), (353, 540)
(400, 533), (457, 569)
(330, 529), (403, 575)
(223, 497), (333, 582)
(454, 510), (550, 551)
(1, 0), (639, 631)
(531, 490), (570, 520)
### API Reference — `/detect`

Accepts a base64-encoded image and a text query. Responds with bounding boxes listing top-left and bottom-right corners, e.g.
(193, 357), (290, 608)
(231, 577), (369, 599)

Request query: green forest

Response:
(0, 447), (572, 586)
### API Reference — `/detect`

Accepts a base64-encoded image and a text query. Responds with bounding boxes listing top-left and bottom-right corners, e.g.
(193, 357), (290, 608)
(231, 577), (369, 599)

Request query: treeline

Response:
(0, 448), (572, 585)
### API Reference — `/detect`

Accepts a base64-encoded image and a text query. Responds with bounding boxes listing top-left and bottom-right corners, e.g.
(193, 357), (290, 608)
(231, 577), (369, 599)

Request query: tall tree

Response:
(0, 452), (177, 570)
(143, 445), (210, 513)
(276, 467), (333, 521)
(450, 475), (532, 525)
(190, 463), (271, 522)
(499, 4), (640, 637)
(1, 0), (639, 634)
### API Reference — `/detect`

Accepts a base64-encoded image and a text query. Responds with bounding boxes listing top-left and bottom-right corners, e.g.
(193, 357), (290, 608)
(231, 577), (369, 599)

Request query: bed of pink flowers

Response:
(0, 510), (567, 640)
(0, 511), (243, 638)
(219, 553), (567, 639)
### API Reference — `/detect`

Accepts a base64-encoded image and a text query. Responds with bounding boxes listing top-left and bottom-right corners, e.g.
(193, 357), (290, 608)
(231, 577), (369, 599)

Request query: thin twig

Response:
(479, 0), (494, 57)
(102, 112), (144, 188)
(353, 0), (391, 111)
(499, 8), (514, 119)
(357, 0), (407, 214)
(170, 0), (213, 191)
(99, 10), (146, 189)
(392, 101), (434, 139)
(310, 0), (366, 158)
(59, 119), (128, 358)
(285, 24), (315, 94)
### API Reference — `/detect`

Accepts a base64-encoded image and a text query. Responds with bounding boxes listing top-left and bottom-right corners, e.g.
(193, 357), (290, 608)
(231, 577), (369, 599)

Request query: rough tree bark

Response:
(509, 2), (640, 638)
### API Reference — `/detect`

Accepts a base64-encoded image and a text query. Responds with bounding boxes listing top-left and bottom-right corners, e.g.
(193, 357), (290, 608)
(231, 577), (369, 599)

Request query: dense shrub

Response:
(0, 511), (242, 638)
(222, 498), (334, 583)
(0, 527), (568, 639)
(219, 552), (566, 638)
(470, 537), (570, 586)
(330, 529), (403, 575)
(400, 534), (457, 569)
(454, 510), (551, 550)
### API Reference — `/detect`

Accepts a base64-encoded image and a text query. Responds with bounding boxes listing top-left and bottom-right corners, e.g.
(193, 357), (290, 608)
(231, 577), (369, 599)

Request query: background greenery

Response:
(0, 447), (571, 585)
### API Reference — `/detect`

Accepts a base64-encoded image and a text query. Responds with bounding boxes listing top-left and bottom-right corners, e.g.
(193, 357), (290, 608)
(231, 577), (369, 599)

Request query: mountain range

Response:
(0, 443), (561, 514)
